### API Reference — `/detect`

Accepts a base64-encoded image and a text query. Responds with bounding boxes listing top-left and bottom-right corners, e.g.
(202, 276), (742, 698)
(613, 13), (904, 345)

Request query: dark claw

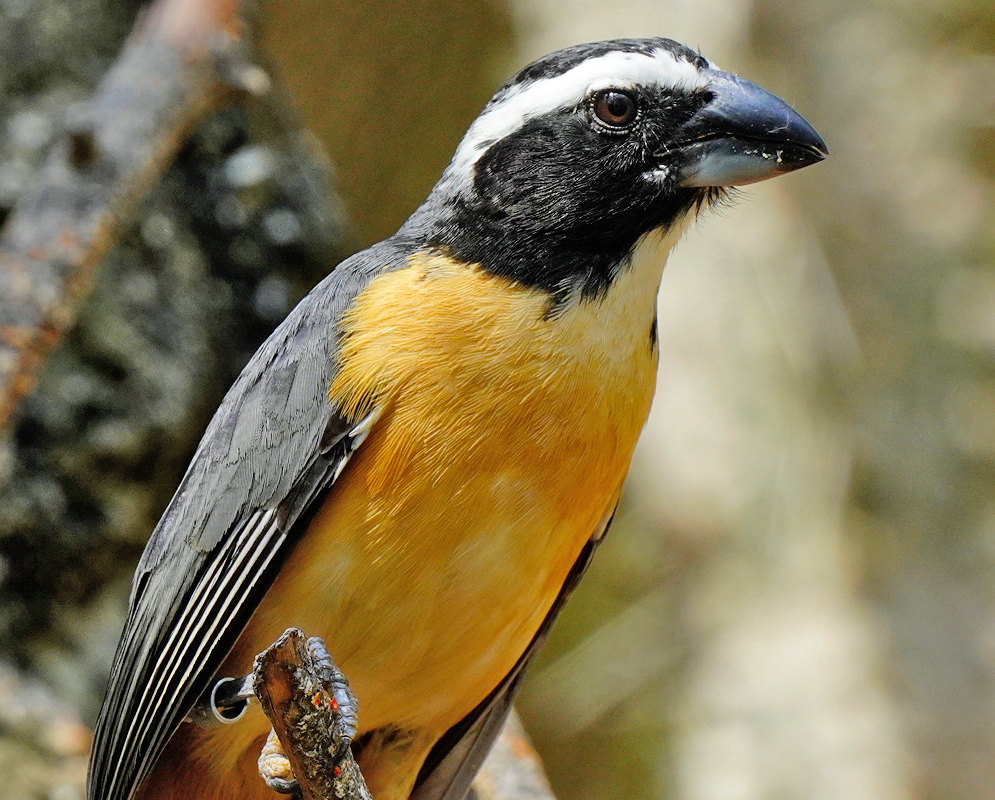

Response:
(307, 636), (359, 763)
(265, 775), (300, 795)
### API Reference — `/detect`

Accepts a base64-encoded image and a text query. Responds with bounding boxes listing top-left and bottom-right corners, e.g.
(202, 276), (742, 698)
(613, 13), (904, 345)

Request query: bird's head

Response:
(404, 38), (827, 298)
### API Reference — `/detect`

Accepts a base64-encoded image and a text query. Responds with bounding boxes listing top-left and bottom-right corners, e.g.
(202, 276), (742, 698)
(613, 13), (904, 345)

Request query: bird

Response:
(87, 37), (826, 800)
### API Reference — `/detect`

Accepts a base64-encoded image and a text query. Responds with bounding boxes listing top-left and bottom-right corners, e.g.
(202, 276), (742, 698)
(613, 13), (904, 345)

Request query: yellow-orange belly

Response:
(143, 251), (663, 800)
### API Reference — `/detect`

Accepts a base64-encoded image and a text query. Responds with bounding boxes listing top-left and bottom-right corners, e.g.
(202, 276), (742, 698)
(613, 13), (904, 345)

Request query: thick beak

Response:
(676, 69), (828, 188)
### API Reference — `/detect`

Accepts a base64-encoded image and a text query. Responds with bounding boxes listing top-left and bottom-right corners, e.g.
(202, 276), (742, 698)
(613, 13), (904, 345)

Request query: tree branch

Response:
(249, 628), (559, 800)
(473, 714), (558, 800)
(252, 628), (371, 800)
(0, 0), (267, 429)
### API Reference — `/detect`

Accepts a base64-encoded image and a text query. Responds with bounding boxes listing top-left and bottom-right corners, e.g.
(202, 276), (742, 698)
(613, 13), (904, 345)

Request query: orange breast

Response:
(204, 250), (662, 793)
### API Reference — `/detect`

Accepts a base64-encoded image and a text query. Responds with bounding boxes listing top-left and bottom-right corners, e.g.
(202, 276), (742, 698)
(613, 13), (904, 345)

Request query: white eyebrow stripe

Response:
(445, 48), (708, 182)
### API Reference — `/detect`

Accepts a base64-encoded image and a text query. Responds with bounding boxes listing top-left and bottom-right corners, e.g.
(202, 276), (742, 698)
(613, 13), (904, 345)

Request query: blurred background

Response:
(0, 0), (993, 798)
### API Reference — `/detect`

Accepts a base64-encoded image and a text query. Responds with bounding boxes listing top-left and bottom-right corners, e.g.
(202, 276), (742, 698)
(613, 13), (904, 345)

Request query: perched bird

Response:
(88, 37), (826, 800)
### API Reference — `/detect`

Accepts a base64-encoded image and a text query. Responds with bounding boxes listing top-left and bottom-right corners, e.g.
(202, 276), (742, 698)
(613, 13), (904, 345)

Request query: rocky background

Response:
(0, 0), (993, 799)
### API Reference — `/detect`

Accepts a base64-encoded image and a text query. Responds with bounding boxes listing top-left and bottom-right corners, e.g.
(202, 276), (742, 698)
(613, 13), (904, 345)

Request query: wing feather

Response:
(100, 508), (287, 800)
(88, 241), (404, 800)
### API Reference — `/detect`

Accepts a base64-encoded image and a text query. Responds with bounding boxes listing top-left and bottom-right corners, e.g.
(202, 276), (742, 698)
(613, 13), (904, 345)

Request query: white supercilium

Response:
(445, 48), (709, 183)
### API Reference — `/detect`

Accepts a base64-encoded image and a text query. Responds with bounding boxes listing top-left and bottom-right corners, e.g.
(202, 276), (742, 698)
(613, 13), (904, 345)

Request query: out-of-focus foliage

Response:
(260, 0), (513, 246)
(1, 0), (994, 799)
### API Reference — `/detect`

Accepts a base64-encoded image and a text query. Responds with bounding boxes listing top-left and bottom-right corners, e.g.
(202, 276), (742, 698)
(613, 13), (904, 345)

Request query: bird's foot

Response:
(258, 728), (299, 794)
(252, 629), (369, 799)
(305, 635), (359, 762)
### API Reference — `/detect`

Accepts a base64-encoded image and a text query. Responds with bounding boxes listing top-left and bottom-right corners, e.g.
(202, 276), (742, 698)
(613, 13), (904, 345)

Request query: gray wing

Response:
(87, 241), (404, 800)
(411, 510), (616, 800)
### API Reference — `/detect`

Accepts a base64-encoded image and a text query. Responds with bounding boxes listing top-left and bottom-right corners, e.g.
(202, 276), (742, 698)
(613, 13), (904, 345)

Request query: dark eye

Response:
(592, 90), (638, 129)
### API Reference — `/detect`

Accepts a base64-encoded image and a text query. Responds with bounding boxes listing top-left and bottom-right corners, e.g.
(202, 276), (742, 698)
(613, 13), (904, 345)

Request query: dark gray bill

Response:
(675, 69), (828, 188)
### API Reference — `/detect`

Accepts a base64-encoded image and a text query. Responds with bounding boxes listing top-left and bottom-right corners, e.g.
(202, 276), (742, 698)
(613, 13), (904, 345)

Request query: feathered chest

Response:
(233, 249), (668, 739)
(328, 251), (662, 505)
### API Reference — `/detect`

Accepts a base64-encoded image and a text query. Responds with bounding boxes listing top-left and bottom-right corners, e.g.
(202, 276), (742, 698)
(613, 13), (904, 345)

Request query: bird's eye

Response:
(592, 90), (638, 129)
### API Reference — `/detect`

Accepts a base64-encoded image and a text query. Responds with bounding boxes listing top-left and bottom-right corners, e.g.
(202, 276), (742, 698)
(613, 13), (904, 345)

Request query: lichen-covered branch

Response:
(250, 628), (558, 800)
(0, 0), (267, 429)
(252, 628), (372, 800)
